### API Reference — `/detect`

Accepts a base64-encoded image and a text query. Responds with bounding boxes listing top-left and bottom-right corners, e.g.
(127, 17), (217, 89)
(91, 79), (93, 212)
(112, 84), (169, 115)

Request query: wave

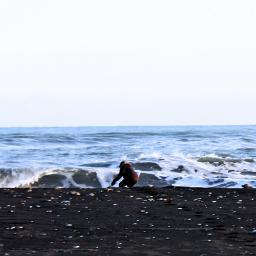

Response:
(197, 156), (242, 166)
(0, 165), (167, 188)
(0, 168), (104, 188)
(0, 155), (255, 188)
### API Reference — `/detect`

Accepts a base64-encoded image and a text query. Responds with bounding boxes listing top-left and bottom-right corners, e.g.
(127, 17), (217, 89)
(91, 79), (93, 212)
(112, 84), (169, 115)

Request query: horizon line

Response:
(0, 124), (255, 129)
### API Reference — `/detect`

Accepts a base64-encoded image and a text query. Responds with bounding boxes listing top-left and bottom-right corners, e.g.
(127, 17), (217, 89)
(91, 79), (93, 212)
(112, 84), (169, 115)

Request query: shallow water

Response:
(0, 126), (255, 188)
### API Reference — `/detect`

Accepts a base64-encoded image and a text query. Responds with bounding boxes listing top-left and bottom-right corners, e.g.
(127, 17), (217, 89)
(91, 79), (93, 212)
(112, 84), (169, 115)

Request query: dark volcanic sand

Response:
(0, 187), (256, 256)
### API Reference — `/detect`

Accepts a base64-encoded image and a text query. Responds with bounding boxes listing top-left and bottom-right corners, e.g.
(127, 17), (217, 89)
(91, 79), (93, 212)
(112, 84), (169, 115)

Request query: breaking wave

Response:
(0, 154), (255, 188)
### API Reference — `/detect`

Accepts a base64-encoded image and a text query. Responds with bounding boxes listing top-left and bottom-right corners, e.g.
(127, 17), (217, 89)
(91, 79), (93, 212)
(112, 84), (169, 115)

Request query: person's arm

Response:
(111, 168), (124, 186)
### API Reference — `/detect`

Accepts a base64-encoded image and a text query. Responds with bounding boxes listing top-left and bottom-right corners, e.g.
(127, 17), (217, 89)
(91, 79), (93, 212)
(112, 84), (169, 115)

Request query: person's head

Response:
(119, 160), (127, 168)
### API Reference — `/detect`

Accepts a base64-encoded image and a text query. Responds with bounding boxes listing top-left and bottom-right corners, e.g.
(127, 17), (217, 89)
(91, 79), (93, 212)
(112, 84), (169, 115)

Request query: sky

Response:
(0, 0), (256, 127)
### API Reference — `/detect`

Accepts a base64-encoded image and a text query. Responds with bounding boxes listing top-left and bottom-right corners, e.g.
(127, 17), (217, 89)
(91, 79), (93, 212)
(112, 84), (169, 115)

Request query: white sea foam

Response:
(0, 158), (255, 189)
(136, 152), (163, 161)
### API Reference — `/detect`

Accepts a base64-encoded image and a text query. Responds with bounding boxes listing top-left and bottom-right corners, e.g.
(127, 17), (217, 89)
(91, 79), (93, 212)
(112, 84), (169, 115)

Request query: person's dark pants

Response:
(119, 179), (137, 188)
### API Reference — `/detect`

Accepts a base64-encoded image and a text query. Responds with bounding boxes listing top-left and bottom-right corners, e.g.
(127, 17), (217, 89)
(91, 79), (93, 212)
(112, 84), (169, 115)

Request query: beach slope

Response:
(0, 187), (256, 255)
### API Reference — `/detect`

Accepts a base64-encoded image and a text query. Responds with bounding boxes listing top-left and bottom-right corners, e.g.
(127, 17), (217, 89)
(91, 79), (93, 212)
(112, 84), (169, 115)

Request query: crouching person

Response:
(111, 161), (139, 188)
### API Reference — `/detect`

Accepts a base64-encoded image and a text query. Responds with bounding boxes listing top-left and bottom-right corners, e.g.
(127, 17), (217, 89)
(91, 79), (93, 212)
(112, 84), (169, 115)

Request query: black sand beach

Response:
(0, 187), (256, 255)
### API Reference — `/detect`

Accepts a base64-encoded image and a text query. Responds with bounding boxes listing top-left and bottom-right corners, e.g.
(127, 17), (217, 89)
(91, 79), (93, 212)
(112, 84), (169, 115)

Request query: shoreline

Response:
(0, 186), (256, 255)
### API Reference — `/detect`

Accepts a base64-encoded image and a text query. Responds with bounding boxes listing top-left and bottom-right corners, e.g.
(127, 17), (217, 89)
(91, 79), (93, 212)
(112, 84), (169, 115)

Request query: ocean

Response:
(0, 126), (255, 188)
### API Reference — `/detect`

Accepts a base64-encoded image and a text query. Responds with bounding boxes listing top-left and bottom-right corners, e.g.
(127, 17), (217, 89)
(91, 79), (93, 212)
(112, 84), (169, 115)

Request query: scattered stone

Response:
(70, 191), (81, 196)
(198, 157), (225, 166)
(72, 170), (101, 187)
(132, 162), (162, 171)
(242, 184), (253, 189)
(136, 173), (169, 187)
(171, 165), (189, 173)
(32, 174), (67, 188)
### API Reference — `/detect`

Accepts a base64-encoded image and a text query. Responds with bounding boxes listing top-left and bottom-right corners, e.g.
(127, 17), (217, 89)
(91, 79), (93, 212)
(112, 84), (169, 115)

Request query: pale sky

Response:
(0, 0), (255, 127)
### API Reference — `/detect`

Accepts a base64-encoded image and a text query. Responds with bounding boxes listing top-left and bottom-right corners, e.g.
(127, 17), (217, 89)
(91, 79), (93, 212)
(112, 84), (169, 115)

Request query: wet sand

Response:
(0, 187), (256, 255)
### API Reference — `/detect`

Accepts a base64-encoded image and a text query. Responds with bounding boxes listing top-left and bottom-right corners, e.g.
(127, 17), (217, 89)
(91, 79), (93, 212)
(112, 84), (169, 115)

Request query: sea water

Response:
(0, 126), (255, 188)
